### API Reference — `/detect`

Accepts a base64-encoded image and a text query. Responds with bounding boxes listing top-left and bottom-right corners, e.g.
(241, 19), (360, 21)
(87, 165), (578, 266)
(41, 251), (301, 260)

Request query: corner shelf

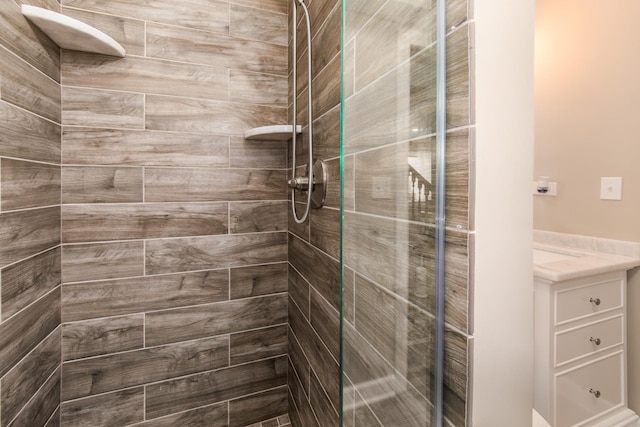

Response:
(22, 5), (126, 57)
(244, 125), (302, 141)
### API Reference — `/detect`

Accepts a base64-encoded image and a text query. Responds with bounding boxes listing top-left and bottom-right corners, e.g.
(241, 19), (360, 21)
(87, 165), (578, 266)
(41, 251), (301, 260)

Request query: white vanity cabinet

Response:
(534, 270), (639, 427)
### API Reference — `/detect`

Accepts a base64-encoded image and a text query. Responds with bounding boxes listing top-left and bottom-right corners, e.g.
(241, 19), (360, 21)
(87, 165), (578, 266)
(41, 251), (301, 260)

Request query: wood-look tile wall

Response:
(286, 0), (341, 425)
(0, 1), (62, 427)
(340, 1), (474, 426)
(58, 0), (290, 425)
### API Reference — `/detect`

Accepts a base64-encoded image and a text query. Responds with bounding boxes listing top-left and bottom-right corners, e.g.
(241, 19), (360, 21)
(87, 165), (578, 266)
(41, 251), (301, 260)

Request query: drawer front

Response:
(555, 315), (624, 367)
(555, 352), (624, 426)
(555, 280), (623, 325)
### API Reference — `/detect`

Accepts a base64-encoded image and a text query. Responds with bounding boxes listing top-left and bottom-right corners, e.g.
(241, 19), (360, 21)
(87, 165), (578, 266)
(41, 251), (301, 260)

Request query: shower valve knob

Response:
(288, 176), (310, 191)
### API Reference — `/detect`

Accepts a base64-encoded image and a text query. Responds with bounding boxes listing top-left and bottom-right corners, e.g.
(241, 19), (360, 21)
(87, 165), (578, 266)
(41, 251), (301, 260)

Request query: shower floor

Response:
(245, 414), (291, 427)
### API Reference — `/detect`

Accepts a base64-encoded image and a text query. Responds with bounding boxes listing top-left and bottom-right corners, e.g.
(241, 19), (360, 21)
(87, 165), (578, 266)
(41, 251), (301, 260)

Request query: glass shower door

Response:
(340, 0), (461, 425)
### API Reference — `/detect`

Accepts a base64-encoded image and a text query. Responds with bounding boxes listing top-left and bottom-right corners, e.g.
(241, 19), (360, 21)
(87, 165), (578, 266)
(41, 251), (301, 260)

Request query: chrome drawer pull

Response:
(589, 388), (601, 398)
(589, 298), (601, 306)
(589, 337), (601, 345)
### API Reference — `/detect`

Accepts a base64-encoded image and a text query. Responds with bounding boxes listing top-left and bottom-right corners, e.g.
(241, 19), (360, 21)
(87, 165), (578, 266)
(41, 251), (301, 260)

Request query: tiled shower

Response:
(0, 0), (474, 426)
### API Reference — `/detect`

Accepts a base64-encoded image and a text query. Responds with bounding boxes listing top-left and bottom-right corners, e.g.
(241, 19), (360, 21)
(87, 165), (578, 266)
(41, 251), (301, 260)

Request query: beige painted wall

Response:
(534, 0), (640, 242)
(535, 0), (640, 414)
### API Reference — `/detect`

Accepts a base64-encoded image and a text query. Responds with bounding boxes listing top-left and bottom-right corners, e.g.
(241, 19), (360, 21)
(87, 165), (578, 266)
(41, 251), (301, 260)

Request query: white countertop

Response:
(533, 230), (640, 282)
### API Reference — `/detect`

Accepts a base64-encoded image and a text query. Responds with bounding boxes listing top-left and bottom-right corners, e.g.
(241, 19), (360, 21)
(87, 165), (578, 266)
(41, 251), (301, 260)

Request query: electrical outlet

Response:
(600, 177), (623, 200)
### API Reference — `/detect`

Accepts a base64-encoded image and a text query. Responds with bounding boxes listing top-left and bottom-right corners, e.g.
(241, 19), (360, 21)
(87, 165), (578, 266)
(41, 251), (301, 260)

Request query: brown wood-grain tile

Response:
(145, 232), (287, 275)
(229, 136), (287, 169)
(62, 86), (144, 128)
(309, 369), (339, 426)
(146, 23), (288, 76)
(60, 7), (145, 56)
(230, 262), (287, 299)
(61, 202), (228, 243)
(132, 401), (228, 427)
(60, 387), (144, 427)
(230, 201), (287, 233)
(288, 318), (310, 397)
(288, 360), (319, 427)
(0, 287), (60, 378)
(312, 104), (340, 161)
(63, 128), (229, 168)
(309, 207), (339, 260)
(7, 367), (60, 427)
(1, 328), (60, 426)
(0, 101), (61, 164)
(61, 52), (229, 101)
(228, 386), (288, 427)
(310, 3), (340, 79)
(1, 158), (60, 211)
(0, 45), (60, 123)
(62, 269), (229, 322)
(145, 95), (287, 136)
(230, 70), (288, 107)
(288, 265), (309, 320)
(61, 335), (229, 400)
(145, 356), (287, 419)
(61, 166), (143, 204)
(0, 206), (60, 267)
(230, 324), (287, 365)
(232, 0), (287, 15)
(1, 247), (60, 321)
(61, 241), (143, 283)
(44, 407), (60, 427)
(310, 288), (339, 360)
(61, 0), (230, 34)
(230, 4), (288, 46)
(0, 0), (60, 81)
(145, 294), (287, 346)
(62, 314), (144, 361)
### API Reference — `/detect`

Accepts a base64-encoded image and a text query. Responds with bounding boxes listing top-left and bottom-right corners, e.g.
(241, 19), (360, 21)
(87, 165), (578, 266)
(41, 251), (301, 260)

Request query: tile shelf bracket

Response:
(244, 125), (302, 141)
(22, 5), (126, 57)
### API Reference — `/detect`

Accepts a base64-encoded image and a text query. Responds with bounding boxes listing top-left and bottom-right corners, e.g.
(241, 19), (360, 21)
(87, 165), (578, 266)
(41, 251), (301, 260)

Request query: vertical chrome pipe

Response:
(290, 0), (314, 224)
(433, 0), (447, 425)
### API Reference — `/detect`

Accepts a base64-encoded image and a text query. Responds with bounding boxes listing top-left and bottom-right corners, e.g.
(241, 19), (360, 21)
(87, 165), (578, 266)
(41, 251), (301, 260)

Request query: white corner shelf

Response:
(244, 125), (302, 141)
(22, 5), (126, 57)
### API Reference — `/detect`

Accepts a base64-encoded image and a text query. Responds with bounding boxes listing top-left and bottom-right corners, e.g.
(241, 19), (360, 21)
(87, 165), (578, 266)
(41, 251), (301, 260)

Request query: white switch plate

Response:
(533, 181), (557, 196)
(600, 177), (623, 200)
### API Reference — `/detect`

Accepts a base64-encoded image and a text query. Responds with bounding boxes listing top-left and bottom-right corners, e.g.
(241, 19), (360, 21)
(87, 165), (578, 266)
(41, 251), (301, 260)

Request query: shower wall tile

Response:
(58, 0), (289, 423)
(61, 87), (144, 129)
(310, 4), (340, 77)
(63, 128), (229, 168)
(288, 318), (310, 395)
(1, 328), (60, 426)
(145, 294), (287, 346)
(62, 269), (229, 322)
(230, 4), (288, 46)
(61, 52), (229, 101)
(145, 94), (287, 136)
(61, 335), (230, 400)
(311, 104), (340, 161)
(229, 136), (287, 168)
(62, 314), (144, 361)
(146, 23), (288, 76)
(145, 356), (287, 419)
(229, 262), (288, 299)
(132, 401), (228, 427)
(0, 45), (60, 123)
(60, 387), (144, 427)
(60, 7), (146, 56)
(0, 0), (60, 81)
(0, 101), (61, 164)
(310, 370), (339, 425)
(309, 207), (340, 259)
(145, 232), (287, 274)
(309, 288), (339, 359)
(61, 241), (144, 283)
(60, 0), (230, 34)
(61, 202), (229, 242)
(288, 365), (319, 427)
(288, 266), (310, 320)
(1, 159), (60, 210)
(228, 386), (289, 427)
(61, 166), (143, 204)
(229, 325), (288, 365)
(0, 206), (60, 267)
(1, 247), (60, 321)
(7, 367), (60, 427)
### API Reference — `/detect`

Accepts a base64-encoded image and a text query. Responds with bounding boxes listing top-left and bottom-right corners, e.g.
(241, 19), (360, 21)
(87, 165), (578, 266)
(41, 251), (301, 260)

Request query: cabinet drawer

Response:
(555, 315), (623, 366)
(555, 352), (624, 426)
(555, 280), (623, 325)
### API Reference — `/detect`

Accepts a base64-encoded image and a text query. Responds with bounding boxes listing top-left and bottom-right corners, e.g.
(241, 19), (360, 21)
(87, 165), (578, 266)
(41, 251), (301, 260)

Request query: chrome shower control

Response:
(589, 337), (601, 346)
(288, 176), (309, 191)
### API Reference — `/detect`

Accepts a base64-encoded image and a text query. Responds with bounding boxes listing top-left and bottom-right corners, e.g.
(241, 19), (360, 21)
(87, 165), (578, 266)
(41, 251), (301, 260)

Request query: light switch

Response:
(600, 177), (623, 200)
